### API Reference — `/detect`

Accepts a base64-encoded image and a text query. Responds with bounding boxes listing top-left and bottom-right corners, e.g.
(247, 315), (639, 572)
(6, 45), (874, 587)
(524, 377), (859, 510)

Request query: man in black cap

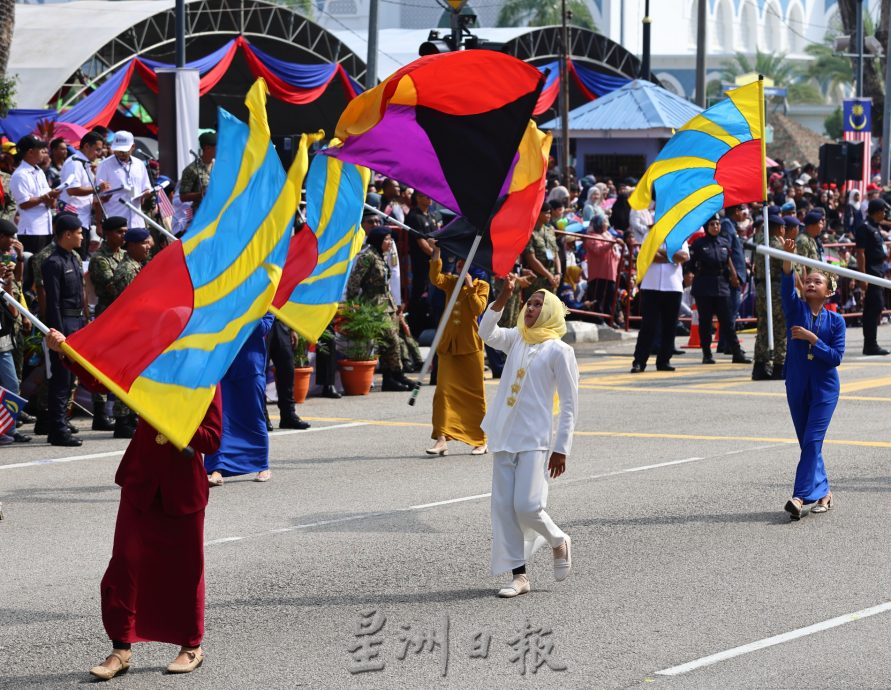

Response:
(179, 131), (216, 212)
(855, 198), (891, 355)
(10, 135), (59, 254)
(41, 213), (87, 446)
(795, 209), (825, 285)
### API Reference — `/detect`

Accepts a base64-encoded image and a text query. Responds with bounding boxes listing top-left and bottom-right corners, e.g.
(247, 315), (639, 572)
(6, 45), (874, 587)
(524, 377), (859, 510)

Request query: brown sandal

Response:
(89, 651), (131, 680)
(167, 648), (204, 674)
(784, 497), (804, 520)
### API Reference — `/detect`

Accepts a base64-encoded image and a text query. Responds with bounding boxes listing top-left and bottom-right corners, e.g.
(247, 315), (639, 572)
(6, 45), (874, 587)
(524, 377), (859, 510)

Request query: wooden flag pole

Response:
(408, 232), (483, 406)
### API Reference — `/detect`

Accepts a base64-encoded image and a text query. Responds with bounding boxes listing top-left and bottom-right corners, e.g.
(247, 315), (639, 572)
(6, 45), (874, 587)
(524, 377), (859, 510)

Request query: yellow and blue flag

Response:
(64, 80), (315, 449)
(630, 80), (766, 279)
(271, 150), (371, 342)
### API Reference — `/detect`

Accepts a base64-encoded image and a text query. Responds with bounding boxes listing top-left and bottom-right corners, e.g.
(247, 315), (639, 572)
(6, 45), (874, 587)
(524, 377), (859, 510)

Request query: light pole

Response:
(640, 0), (651, 81)
(855, 0), (864, 97)
(694, 0), (706, 107)
(560, 0), (571, 186)
(366, 0), (379, 89)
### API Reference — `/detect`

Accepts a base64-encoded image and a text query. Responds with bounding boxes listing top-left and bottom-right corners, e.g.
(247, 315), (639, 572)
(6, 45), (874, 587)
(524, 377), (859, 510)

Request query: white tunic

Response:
(478, 306), (578, 456)
(95, 155), (152, 228)
(58, 152), (95, 229)
(10, 161), (52, 236)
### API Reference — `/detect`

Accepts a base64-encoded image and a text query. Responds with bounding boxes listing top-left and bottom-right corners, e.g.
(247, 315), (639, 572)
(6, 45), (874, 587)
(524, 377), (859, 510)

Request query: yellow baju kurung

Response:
(429, 259), (490, 446)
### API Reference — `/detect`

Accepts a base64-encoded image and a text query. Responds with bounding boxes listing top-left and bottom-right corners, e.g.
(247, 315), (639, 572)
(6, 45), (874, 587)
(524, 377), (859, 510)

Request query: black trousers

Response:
(19, 235), (52, 255)
(633, 290), (682, 367)
(863, 283), (884, 347)
(48, 316), (84, 436)
(315, 323), (337, 387)
(696, 294), (738, 351)
(267, 320), (294, 414)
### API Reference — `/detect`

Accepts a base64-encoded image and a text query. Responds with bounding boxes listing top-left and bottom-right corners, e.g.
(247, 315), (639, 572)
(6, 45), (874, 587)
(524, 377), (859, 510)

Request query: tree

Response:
(0, 0), (15, 117)
(825, 106), (843, 139)
(719, 50), (797, 85)
(496, 0), (596, 30)
(803, 42), (852, 99)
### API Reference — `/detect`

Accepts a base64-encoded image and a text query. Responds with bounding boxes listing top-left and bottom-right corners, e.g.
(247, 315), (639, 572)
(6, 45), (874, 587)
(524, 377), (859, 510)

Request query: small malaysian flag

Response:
(0, 387), (26, 437)
(843, 98), (872, 199)
(61, 201), (79, 215)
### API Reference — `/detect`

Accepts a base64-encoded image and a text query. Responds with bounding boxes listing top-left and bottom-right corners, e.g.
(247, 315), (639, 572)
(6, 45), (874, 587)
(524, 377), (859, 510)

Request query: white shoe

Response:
(497, 574), (530, 598)
(553, 535), (571, 582)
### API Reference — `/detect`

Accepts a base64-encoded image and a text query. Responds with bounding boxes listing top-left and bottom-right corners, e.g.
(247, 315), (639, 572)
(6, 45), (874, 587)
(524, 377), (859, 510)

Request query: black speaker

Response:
(842, 140), (864, 180)
(819, 143), (846, 184)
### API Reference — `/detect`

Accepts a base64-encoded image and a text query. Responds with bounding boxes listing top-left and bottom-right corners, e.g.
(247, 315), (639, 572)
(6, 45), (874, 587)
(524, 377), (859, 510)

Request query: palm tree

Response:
(496, 0), (596, 31)
(0, 0), (15, 117)
(803, 42), (852, 100)
(719, 50), (797, 86)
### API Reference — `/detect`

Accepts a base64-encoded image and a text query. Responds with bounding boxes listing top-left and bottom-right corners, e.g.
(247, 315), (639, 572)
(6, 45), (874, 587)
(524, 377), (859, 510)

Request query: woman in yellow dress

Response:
(426, 242), (490, 456)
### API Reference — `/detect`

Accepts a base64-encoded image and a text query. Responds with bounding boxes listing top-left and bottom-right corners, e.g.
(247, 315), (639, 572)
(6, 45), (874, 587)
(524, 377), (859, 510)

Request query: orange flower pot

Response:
(337, 359), (378, 396)
(293, 367), (313, 404)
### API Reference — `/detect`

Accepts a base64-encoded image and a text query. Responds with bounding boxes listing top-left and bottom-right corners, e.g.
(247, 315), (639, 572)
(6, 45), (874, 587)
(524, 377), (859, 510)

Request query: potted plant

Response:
(292, 334), (313, 404)
(334, 300), (391, 395)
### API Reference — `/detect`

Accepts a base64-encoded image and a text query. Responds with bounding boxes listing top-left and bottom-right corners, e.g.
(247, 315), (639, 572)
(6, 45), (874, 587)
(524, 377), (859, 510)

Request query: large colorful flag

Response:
(630, 80), (766, 279)
(322, 51), (544, 233)
(431, 120), (553, 276)
(0, 387), (26, 437)
(271, 148), (370, 343)
(843, 98), (872, 199)
(62, 80), (311, 450)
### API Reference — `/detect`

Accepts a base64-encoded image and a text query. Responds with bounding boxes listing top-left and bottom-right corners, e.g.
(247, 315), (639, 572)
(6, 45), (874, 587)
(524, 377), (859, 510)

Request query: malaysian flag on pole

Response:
(156, 188), (175, 221)
(843, 98), (872, 198)
(0, 387), (26, 437)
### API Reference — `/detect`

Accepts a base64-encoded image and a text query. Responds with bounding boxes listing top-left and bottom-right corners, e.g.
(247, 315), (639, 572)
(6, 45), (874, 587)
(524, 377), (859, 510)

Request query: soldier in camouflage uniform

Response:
(752, 214), (788, 380)
(522, 205), (560, 300)
(108, 228), (154, 437)
(344, 226), (414, 391)
(0, 146), (17, 223)
(178, 131), (215, 217)
(794, 209), (826, 284)
(85, 216), (128, 431)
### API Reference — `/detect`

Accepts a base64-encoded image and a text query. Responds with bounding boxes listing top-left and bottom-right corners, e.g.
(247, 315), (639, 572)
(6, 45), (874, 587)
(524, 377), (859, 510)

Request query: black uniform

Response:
(42, 245), (85, 440)
(689, 233), (742, 356)
(854, 217), (886, 351)
(405, 207), (437, 333)
(266, 318), (309, 429)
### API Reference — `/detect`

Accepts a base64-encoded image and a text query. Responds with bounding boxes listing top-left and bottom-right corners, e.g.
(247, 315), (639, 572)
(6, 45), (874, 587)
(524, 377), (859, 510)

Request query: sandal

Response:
(255, 470), (271, 482)
(811, 492), (833, 514)
(167, 647), (204, 674)
(207, 472), (223, 487)
(470, 444), (488, 456)
(89, 651), (131, 680)
(784, 497), (804, 521)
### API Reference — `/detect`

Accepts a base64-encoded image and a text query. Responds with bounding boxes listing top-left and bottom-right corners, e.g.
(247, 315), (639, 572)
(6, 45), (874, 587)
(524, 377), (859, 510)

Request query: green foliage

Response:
(336, 301), (391, 361)
(824, 106), (843, 139)
(293, 334), (310, 368)
(0, 73), (17, 118)
(496, 0), (596, 30)
(787, 82), (824, 104)
(803, 42), (853, 96)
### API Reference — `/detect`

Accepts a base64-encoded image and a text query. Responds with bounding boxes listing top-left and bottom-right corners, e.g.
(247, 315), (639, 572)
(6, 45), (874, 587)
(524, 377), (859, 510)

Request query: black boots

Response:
(280, 410), (310, 430)
(731, 346), (752, 364)
(382, 372), (411, 392)
(113, 415), (137, 439)
(701, 348), (716, 365)
(320, 385), (342, 399)
(751, 362), (772, 380)
(92, 403), (115, 432)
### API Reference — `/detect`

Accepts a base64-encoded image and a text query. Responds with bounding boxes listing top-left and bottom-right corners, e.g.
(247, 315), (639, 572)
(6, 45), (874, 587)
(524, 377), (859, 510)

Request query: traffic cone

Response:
(683, 302), (700, 348)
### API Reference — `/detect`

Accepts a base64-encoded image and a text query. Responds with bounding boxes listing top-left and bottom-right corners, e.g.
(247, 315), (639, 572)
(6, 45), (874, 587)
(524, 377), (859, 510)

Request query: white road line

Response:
(206, 444), (788, 548)
(655, 601), (891, 676)
(0, 422), (370, 472)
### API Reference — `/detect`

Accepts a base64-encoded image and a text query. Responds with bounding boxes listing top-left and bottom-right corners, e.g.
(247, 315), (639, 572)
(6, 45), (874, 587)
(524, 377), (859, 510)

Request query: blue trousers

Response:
(787, 388), (837, 503)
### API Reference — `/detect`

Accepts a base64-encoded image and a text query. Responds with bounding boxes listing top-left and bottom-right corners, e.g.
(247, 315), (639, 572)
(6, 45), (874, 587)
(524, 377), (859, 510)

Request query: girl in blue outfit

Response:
(780, 238), (846, 520)
(205, 313), (275, 485)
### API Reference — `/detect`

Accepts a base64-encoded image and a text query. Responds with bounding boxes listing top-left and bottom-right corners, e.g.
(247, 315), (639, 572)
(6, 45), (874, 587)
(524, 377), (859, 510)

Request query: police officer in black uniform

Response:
(266, 318), (311, 430)
(855, 198), (891, 356)
(42, 213), (86, 446)
(687, 214), (753, 365)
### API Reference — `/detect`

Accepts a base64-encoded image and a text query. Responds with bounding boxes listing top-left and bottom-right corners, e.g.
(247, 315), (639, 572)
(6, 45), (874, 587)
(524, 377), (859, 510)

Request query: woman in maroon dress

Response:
(44, 329), (223, 680)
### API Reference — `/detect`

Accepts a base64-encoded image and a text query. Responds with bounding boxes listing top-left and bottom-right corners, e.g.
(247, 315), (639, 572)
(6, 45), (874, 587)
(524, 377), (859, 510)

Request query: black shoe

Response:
(731, 350), (752, 364)
(12, 432), (31, 443)
(702, 352), (716, 364)
(396, 373), (417, 388)
(321, 385), (342, 399)
(113, 417), (135, 439)
(92, 413), (115, 432)
(67, 423), (79, 435)
(264, 410), (274, 432)
(33, 418), (49, 435)
(656, 363), (676, 372)
(381, 374), (411, 392)
(280, 416), (311, 430)
(771, 367), (786, 380)
(751, 363), (772, 381)
(863, 345), (890, 356)
(48, 432), (82, 447)
(672, 348), (685, 356)
(629, 362), (646, 373)
(19, 411), (35, 424)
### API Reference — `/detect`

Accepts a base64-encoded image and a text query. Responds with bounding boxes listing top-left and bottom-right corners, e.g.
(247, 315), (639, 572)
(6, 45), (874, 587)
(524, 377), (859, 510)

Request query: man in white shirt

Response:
(58, 131), (109, 234)
(630, 238), (690, 373)
(95, 131), (151, 229)
(10, 136), (58, 253)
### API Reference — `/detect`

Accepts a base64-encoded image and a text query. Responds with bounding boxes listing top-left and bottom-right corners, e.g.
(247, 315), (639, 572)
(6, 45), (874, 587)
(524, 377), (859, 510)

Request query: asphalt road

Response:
(3, 325), (891, 689)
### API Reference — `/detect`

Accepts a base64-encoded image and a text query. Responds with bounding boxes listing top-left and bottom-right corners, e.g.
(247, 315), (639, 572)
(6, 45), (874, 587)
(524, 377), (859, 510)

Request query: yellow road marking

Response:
(578, 382), (891, 403)
(840, 375), (891, 394)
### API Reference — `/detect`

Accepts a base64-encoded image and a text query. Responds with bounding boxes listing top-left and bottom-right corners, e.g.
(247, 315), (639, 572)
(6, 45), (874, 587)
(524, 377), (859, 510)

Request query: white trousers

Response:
(490, 450), (566, 577)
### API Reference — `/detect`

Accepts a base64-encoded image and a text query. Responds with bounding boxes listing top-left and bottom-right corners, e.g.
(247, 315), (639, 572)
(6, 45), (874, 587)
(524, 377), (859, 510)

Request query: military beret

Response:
(124, 227), (150, 243)
(780, 201), (796, 213)
(198, 131), (217, 148)
(102, 216), (127, 232)
(767, 214), (784, 226)
(783, 216), (801, 227)
(0, 219), (17, 237)
(867, 198), (890, 215)
(54, 213), (82, 233)
(803, 210), (825, 225)
(366, 225), (390, 239)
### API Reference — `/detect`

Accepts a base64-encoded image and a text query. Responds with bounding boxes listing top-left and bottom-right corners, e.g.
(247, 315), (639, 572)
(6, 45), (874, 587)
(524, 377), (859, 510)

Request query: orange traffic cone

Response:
(683, 302), (700, 348)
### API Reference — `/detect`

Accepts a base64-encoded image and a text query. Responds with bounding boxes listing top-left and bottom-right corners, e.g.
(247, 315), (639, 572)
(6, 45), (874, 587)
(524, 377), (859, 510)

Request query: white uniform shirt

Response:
(95, 155), (151, 228)
(10, 161), (52, 236)
(639, 240), (689, 293)
(478, 306), (579, 455)
(58, 152), (95, 229)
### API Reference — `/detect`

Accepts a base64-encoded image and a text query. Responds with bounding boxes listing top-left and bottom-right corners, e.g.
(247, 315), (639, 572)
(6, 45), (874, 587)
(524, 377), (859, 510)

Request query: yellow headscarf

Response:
(564, 265), (582, 290)
(517, 290), (569, 344)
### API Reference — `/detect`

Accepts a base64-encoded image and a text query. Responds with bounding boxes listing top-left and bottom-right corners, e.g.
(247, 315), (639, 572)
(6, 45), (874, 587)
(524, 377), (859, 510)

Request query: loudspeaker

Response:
(843, 140), (864, 180)
(819, 143), (846, 184)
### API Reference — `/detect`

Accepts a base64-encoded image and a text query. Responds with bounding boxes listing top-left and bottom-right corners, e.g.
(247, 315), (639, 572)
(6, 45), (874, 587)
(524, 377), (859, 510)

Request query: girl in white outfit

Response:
(478, 276), (579, 597)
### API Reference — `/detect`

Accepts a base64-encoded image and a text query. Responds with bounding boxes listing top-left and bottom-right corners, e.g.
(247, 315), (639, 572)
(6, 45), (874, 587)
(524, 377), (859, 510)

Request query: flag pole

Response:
(122, 200), (178, 242)
(758, 75), (774, 366)
(745, 242), (891, 290)
(0, 288), (49, 335)
(363, 204), (429, 238)
(408, 232), (483, 406)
